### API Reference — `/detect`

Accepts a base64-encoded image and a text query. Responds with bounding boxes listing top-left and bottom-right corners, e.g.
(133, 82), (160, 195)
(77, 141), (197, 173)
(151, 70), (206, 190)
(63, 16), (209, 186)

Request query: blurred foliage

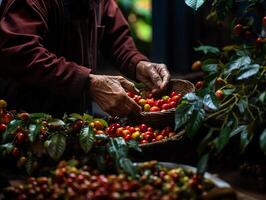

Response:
(117, 0), (152, 54)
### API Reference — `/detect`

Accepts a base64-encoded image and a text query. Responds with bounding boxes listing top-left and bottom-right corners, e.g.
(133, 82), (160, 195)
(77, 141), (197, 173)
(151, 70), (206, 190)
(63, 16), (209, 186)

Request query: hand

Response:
(88, 75), (141, 116)
(136, 61), (170, 94)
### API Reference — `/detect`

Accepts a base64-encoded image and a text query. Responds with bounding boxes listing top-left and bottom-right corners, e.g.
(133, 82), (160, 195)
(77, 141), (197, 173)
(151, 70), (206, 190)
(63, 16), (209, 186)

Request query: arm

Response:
(102, 0), (170, 94)
(0, 0), (91, 99)
(102, 0), (149, 80)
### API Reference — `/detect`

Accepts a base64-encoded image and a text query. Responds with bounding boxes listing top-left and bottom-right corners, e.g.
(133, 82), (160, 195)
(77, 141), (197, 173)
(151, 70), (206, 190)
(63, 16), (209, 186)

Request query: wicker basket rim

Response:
(139, 130), (185, 148)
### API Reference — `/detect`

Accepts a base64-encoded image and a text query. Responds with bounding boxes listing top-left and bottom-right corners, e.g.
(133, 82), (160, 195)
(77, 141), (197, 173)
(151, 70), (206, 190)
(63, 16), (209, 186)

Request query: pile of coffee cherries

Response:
(127, 91), (182, 112)
(106, 123), (176, 144)
(4, 161), (216, 200)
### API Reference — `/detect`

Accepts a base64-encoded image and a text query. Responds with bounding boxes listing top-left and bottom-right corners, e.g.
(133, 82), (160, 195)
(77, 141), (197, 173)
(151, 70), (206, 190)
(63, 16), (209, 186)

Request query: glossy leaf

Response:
(48, 119), (65, 127)
(95, 134), (109, 141)
(194, 45), (220, 54)
(79, 126), (95, 154)
(260, 129), (266, 155)
(240, 126), (251, 152)
(82, 113), (93, 122)
(175, 103), (194, 130)
(107, 137), (128, 159)
(259, 91), (266, 103)
(2, 120), (23, 142)
(46, 134), (66, 161)
(69, 113), (83, 120)
(215, 127), (231, 153)
(28, 124), (42, 143)
(237, 64), (260, 80)
(203, 94), (219, 111)
(226, 56), (251, 73)
(223, 88), (236, 96)
(202, 64), (218, 74)
(237, 98), (248, 114)
(198, 129), (214, 155)
(119, 158), (137, 178)
(197, 153), (209, 175)
(29, 113), (51, 120)
(0, 143), (14, 154)
(186, 108), (205, 138)
(183, 93), (199, 102)
(127, 140), (142, 152)
(230, 125), (247, 138)
(184, 0), (206, 10)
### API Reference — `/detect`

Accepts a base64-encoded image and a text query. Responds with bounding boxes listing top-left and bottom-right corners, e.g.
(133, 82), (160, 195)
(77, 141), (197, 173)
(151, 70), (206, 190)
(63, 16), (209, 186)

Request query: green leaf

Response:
(223, 88), (236, 96)
(175, 103), (195, 130)
(197, 153), (209, 175)
(25, 154), (34, 175)
(69, 113), (83, 120)
(79, 126), (95, 154)
(186, 108), (205, 138)
(82, 113), (93, 122)
(237, 98), (248, 114)
(0, 143), (14, 154)
(93, 118), (108, 127)
(259, 91), (266, 103)
(215, 127), (231, 153)
(237, 64), (260, 80)
(183, 93), (199, 102)
(203, 94), (219, 111)
(2, 120), (23, 142)
(107, 137), (128, 159)
(48, 119), (65, 127)
(28, 124), (42, 143)
(226, 56), (251, 73)
(240, 126), (251, 153)
(46, 134), (66, 161)
(184, 0), (207, 11)
(127, 140), (142, 152)
(119, 158), (137, 178)
(230, 125), (247, 138)
(260, 129), (266, 155)
(202, 64), (218, 74)
(29, 113), (51, 120)
(95, 134), (109, 141)
(67, 159), (79, 167)
(194, 45), (220, 54)
(198, 129), (214, 155)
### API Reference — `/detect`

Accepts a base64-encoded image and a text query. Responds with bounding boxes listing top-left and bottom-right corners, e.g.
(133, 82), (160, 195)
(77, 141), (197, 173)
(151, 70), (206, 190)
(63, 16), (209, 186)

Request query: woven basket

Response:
(130, 79), (195, 128)
(139, 129), (185, 149)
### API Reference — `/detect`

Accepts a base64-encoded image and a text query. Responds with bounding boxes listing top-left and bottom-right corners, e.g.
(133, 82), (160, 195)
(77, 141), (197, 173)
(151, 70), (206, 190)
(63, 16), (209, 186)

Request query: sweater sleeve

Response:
(102, 0), (149, 80)
(0, 0), (91, 98)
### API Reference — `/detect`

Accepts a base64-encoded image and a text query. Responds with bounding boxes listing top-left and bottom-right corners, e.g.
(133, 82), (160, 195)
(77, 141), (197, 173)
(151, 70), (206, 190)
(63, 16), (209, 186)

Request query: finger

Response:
(118, 76), (140, 94)
(127, 97), (142, 114)
(147, 65), (163, 88)
(160, 67), (171, 89)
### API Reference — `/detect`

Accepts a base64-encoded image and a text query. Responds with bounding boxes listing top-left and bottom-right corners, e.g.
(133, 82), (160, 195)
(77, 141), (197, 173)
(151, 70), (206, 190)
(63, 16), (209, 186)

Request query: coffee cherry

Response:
(3, 112), (13, 124)
(0, 123), (7, 133)
(72, 119), (84, 132)
(12, 147), (20, 157)
(0, 99), (7, 109)
(215, 89), (224, 100)
(18, 112), (30, 122)
(191, 60), (202, 71)
(93, 120), (104, 130)
(233, 24), (243, 36)
(262, 16), (266, 27)
(195, 81), (204, 90)
(16, 132), (25, 144)
(143, 104), (151, 112)
(150, 106), (160, 112)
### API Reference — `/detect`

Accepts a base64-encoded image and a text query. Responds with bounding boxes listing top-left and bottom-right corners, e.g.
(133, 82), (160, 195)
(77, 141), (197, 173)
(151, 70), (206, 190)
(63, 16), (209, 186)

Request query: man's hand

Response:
(89, 75), (141, 116)
(136, 61), (171, 94)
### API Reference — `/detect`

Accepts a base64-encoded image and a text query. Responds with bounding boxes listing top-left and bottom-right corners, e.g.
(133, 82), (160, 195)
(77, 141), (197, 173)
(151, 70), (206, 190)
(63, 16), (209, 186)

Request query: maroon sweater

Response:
(0, 0), (148, 114)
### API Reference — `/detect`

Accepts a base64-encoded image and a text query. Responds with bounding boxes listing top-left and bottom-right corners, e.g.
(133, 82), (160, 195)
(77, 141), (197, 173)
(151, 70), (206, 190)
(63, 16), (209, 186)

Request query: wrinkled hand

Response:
(136, 61), (171, 94)
(89, 74), (141, 116)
